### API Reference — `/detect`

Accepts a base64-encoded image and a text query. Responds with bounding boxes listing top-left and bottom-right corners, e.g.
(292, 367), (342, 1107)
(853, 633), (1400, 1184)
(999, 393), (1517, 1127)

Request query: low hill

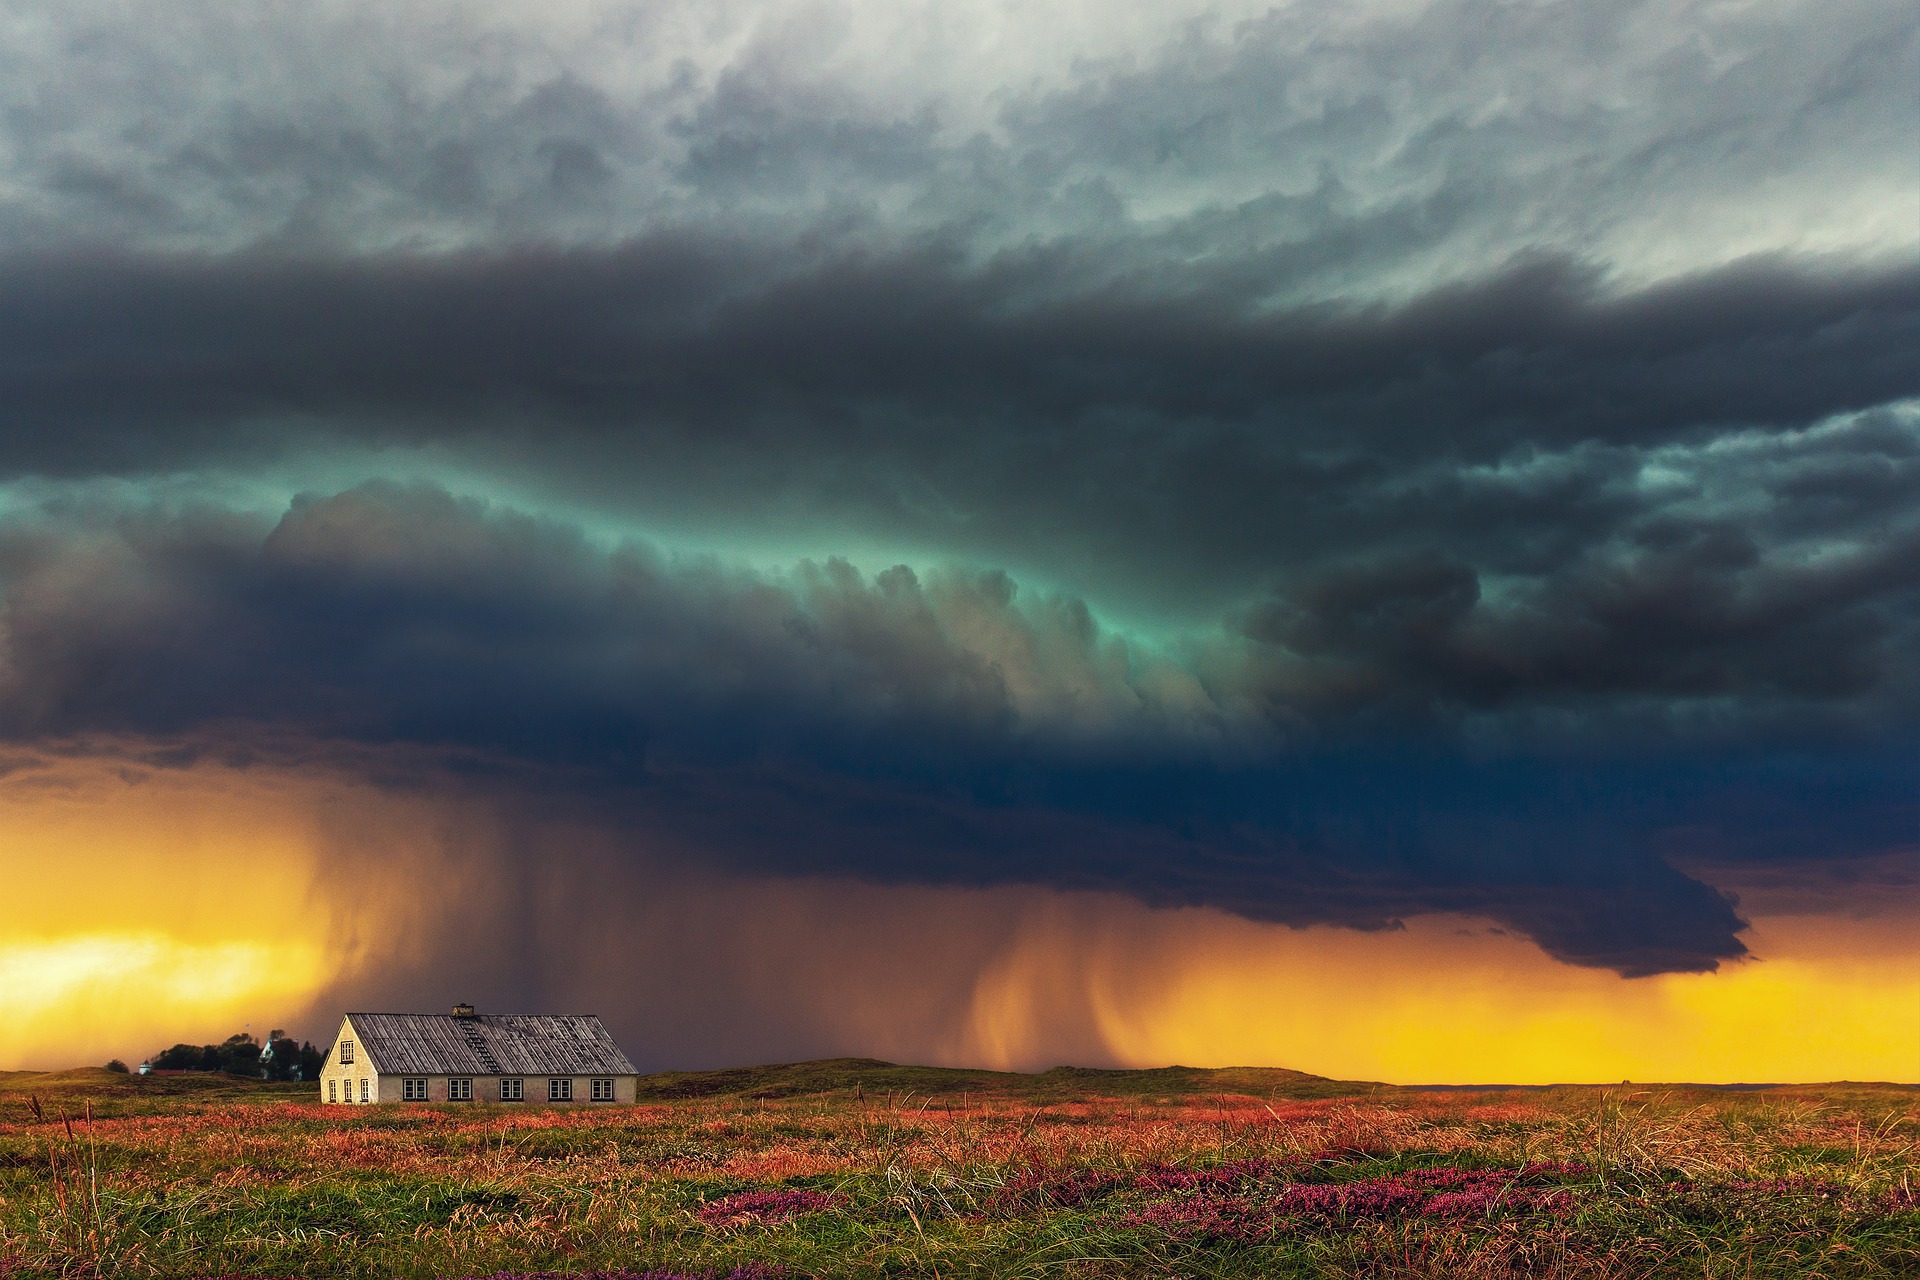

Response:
(626, 1061), (1918, 1104)
(631, 1057), (1364, 1102)
(0, 1068), (307, 1115)
(11, 1061), (1904, 1120)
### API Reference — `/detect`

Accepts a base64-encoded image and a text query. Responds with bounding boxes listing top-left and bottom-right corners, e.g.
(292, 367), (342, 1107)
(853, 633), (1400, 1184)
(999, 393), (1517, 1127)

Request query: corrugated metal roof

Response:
(345, 1013), (639, 1076)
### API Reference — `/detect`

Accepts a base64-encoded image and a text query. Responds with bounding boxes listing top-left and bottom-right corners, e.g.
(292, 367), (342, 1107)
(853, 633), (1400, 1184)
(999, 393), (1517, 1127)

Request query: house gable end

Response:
(334, 1014), (380, 1073)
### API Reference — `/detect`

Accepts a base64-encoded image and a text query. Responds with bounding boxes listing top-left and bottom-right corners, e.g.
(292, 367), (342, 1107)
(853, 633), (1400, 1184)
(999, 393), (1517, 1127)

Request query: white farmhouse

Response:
(320, 1004), (641, 1105)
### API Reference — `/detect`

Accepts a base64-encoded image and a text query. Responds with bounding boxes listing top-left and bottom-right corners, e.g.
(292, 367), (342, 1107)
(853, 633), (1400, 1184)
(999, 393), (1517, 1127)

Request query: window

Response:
(548, 1078), (572, 1102)
(328, 1079), (337, 1103)
(339, 1039), (354, 1065)
(403, 1078), (428, 1101)
(591, 1078), (615, 1102)
(499, 1078), (523, 1102)
(448, 1078), (473, 1101)
(359, 1078), (370, 1103)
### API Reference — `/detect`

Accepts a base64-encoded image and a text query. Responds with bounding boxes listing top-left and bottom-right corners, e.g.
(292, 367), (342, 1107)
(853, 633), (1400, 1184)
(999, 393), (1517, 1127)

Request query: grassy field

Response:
(0, 1061), (1914, 1279)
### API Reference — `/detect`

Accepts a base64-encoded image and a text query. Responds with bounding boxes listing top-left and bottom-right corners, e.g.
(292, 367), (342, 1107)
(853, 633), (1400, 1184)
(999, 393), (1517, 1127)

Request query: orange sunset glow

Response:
(6, 758), (1914, 1083)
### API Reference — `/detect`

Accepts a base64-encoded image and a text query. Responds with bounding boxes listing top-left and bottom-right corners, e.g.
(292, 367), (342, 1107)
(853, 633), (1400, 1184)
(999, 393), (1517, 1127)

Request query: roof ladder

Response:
(460, 1021), (503, 1074)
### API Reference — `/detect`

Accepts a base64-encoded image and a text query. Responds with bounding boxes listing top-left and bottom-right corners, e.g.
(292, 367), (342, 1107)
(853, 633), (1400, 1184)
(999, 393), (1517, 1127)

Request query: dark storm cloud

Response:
(5, 481), (1918, 976)
(3, 245), (1915, 453)
(0, 481), (1800, 975)
(0, 244), (1916, 616)
(0, 0), (1914, 983)
(0, 247), (1914, 983)
(1, 0), (1912, 622)
(1243, 521), (1920, 716)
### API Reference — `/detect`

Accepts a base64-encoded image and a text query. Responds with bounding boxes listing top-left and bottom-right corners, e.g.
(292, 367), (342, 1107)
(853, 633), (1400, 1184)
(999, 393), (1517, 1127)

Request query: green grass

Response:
(0, 1062), (1914, 1278)
(0, 1069), (313, 1116)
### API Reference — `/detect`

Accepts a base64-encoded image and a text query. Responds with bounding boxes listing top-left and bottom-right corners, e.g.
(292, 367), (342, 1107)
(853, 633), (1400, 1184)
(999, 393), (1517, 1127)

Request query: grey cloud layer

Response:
(2, 0), (1912, 289)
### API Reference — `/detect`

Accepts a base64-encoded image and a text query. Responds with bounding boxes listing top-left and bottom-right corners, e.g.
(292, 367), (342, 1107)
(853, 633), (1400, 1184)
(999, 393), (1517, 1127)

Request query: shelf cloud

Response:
(5, 477), (1916, 976)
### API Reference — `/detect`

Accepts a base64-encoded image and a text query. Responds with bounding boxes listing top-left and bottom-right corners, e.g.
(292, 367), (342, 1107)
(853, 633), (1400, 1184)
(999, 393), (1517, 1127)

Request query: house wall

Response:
(318, 1066), (637, 1105)
(379, 1074), (638, 1103)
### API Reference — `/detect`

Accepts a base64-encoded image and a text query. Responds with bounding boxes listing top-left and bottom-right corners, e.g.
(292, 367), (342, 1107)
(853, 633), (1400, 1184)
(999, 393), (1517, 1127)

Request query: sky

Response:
(1, 0), (1917, 1082)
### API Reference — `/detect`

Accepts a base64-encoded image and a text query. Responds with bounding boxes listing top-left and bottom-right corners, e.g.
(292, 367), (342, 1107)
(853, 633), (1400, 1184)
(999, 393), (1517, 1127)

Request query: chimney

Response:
(452, 1002), (476, 1017)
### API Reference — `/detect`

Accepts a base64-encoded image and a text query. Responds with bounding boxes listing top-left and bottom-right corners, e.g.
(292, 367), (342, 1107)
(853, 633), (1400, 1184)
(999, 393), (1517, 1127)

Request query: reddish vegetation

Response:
(1, 1075), (1914, 1278)
(457, 1270), (786, 1279)
(695, 1191), (837, 1227)
(1117, 1161), (1584, 1240)
(187, 1273), (787, 1280)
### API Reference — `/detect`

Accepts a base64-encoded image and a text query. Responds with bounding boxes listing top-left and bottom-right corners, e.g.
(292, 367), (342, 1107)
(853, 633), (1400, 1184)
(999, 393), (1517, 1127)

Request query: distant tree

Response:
(148, 1032), (268, 1075)
(150, 1043), (208, 1071)
(104, 1059), (129, 1073)
(260, 1034), (315, 1081)
(216, 1033), (261, 1075)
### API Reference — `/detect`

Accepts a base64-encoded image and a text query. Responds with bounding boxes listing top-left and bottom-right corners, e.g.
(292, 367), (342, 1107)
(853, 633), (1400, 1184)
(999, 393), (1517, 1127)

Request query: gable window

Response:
(328, 1080), (337, 1103)
(359, 1078), (370, 1102)
(448, 1078), (473, 1101)
(402, 1078), (428, 1101)
(339, 1039), (354, 1064)
(499, 1078), (523, 1102)
(548, 1078), (572, 1102)
(591, 1078), (615, 1101)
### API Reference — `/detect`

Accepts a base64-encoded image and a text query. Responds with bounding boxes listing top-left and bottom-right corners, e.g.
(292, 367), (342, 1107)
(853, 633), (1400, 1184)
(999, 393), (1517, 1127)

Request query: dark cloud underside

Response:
(3, 483), (1916, 975)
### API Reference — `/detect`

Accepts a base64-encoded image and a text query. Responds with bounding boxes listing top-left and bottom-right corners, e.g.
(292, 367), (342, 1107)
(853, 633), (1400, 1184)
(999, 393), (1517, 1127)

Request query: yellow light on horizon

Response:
(0, 756), (383, 1070)
(950, 898), (1920, 1084)
(0, 933), (329, 1069)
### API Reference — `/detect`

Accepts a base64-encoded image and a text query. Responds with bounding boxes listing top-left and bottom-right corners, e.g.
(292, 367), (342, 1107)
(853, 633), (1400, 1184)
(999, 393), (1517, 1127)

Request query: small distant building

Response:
(320, 1004), (640, 1105)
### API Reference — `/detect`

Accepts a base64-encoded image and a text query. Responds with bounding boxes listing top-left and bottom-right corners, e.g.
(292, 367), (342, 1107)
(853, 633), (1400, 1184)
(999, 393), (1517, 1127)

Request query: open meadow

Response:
(1, 1061), (1915, 1280)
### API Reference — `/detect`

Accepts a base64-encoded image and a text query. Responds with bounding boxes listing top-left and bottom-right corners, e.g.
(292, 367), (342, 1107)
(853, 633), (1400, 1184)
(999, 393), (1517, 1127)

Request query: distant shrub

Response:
(104, 1060), (129, 1074)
